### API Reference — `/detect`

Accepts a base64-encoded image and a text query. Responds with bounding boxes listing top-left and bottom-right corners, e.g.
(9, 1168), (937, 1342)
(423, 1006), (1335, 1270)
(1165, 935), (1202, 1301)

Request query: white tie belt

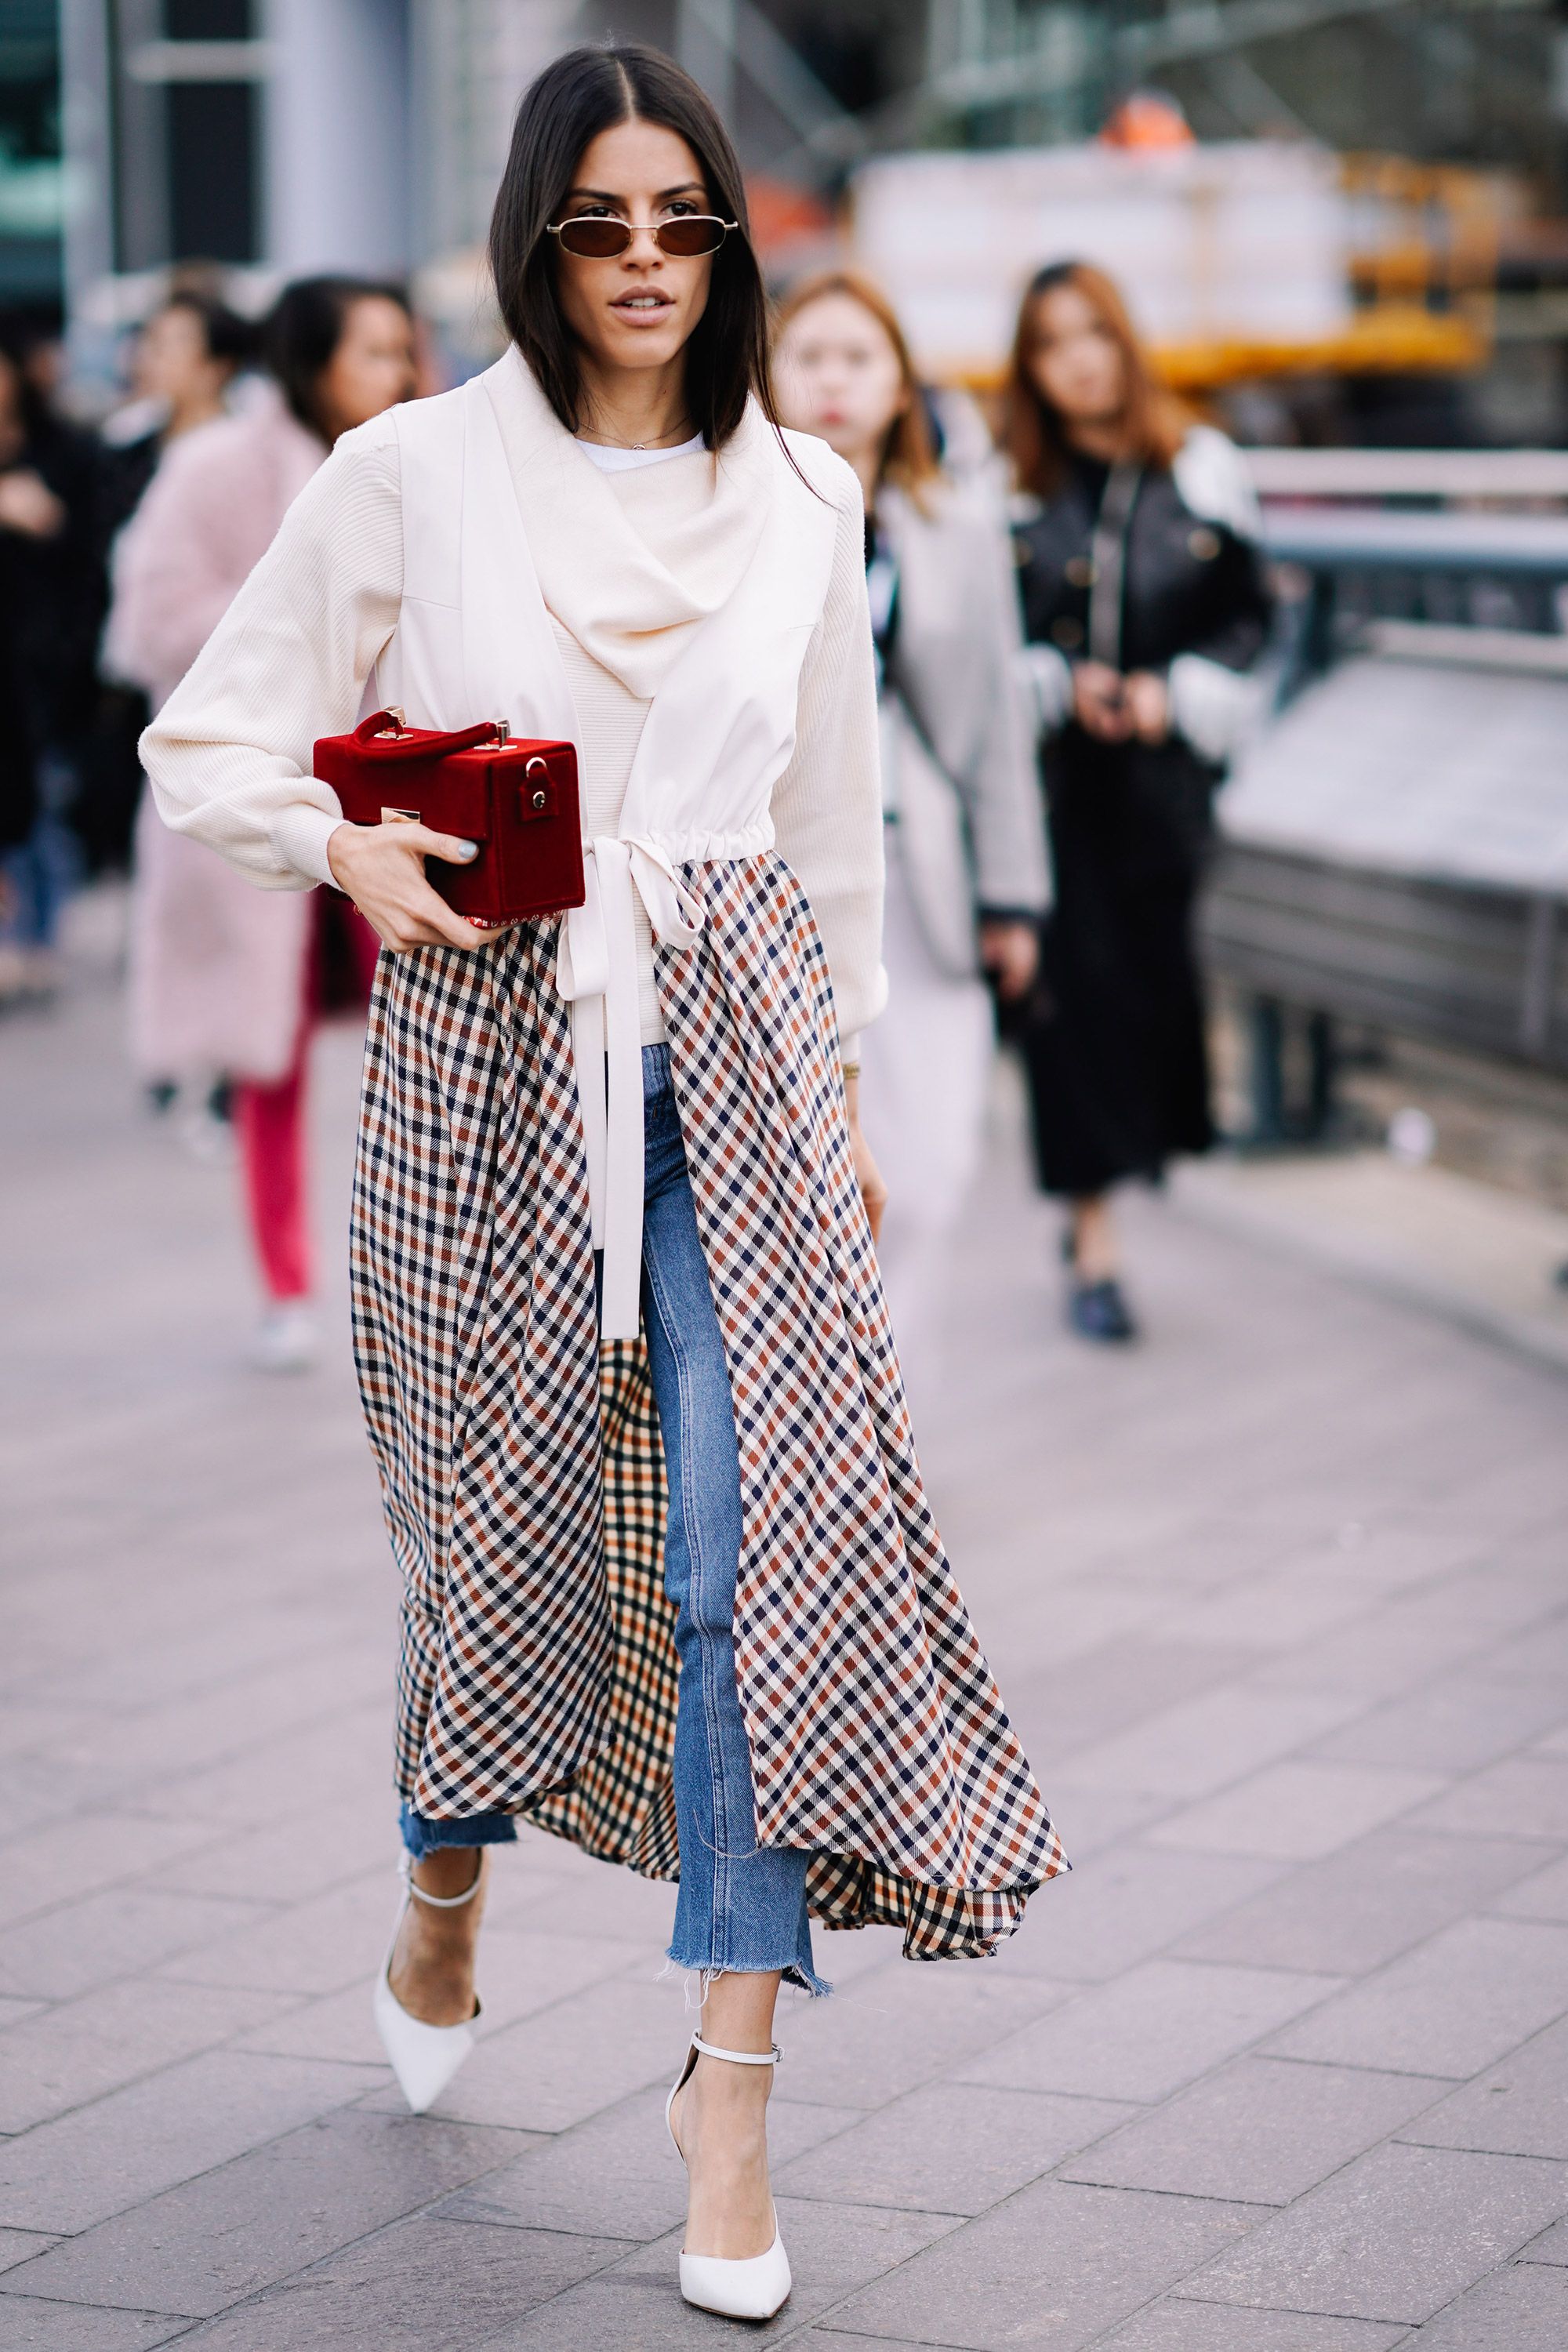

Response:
(555, 837), (705, 1341)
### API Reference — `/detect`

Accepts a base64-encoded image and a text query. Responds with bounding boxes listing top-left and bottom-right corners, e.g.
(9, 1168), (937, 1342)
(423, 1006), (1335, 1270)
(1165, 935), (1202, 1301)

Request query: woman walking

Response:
(113, 277), (416, 1368)
(775, 272), (1048, 1396)
(143, 46), (1062, 2321)
(1005, 262), (1273, 1342)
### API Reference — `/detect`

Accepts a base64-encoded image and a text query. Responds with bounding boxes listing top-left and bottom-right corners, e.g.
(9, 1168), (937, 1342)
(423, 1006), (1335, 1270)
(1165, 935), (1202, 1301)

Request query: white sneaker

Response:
(251, 1301), (320, 1373)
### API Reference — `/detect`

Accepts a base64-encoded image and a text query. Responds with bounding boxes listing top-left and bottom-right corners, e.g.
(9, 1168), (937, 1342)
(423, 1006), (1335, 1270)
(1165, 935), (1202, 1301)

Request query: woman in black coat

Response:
(1004, 261), (1272, 1342)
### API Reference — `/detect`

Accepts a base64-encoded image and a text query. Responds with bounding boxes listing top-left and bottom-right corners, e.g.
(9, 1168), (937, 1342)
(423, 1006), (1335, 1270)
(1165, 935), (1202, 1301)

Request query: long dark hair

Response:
(263, 275), (411, 441)
(1004, 260), (1188, 499)
(488, 43), (777, 451)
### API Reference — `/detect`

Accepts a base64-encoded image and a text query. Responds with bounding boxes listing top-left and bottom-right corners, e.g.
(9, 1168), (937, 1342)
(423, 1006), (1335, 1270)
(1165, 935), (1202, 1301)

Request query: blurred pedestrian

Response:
(775, 271), (1048, 1392)
(140, 44), (1062, 2321)
(80, 292), (257, 880)
(110, 276), (416, 1369)
(1004, 260), (1272, 1342)
(0, 314), (107, 1004)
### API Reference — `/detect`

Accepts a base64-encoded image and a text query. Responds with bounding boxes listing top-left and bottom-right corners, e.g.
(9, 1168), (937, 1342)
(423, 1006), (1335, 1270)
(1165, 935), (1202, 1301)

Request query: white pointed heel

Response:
(372, 1853), (484, 2114)
(666, 2031), (792, 2321)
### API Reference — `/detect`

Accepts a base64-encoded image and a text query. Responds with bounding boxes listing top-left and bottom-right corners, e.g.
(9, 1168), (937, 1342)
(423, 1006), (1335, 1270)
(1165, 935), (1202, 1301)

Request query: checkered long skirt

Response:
(351, 855), (1065, 1961)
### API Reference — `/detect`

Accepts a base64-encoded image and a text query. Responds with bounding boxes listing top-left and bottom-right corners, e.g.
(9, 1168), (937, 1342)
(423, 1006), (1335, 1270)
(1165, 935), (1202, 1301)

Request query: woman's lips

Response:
(611, 293), (675, 321)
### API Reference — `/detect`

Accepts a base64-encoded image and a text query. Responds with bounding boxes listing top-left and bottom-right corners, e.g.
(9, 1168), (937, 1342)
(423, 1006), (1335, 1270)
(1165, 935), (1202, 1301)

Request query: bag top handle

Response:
(351, 710), (509, 758)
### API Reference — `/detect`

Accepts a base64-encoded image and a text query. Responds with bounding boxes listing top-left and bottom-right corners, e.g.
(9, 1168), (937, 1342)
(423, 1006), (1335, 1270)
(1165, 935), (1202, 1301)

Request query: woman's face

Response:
(554, 118), (717, 387)
(136, 304), (230, 414)
(315, 296), (417, 440)
(774, 291), (908, 470)
(1023, 284), (1127, 430)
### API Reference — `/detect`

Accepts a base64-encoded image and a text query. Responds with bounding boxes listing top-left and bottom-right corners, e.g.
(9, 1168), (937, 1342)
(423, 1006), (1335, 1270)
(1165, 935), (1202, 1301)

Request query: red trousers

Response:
(231, 900), (379, 1302)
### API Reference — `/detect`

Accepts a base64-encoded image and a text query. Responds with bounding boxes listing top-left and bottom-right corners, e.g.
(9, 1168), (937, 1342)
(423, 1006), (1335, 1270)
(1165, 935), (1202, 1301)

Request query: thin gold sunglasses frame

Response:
(546, 215), (740, 260)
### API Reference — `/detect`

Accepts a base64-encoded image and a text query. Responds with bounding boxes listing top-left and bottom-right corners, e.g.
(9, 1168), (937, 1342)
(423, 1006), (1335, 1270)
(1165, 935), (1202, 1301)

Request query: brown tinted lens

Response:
(557, 218), (630, 259)
(656, 216), (725, 257)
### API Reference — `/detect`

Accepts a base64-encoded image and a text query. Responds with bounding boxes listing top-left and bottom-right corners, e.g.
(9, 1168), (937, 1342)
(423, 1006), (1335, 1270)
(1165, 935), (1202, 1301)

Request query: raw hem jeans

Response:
(401, 1045), (829, 2000)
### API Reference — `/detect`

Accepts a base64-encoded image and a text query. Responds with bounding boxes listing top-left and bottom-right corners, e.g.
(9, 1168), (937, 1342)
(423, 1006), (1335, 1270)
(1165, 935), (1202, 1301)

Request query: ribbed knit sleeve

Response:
(140, 416), (403, 893)
(771, 463), (887, 1052)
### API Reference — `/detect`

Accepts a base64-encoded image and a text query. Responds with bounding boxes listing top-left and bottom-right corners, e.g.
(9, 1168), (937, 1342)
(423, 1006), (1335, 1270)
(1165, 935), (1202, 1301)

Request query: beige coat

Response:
(111, 391), (326, 1082)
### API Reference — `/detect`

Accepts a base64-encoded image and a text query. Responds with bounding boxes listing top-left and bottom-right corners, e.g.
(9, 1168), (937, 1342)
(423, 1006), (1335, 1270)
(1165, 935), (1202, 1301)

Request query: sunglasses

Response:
(546, 213), (739, 260)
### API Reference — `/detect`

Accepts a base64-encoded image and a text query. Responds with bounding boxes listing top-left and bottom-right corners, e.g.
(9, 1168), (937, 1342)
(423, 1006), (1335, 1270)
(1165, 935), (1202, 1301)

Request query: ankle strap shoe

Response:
(372, 1853), (483, 2114)
(666, 2032), (792, 2321)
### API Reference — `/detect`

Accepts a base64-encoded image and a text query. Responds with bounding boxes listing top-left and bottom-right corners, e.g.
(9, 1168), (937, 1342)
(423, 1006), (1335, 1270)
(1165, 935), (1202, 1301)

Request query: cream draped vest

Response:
(372, 351), (839, 1337)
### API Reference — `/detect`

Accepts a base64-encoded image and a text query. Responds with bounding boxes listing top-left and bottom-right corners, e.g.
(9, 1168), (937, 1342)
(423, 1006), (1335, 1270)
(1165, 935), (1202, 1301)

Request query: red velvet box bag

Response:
(314, 709), (586, 925)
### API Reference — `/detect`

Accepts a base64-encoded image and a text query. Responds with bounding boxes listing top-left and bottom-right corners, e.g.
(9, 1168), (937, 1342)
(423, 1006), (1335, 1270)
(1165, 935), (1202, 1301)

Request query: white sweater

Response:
(140, 397), (883, 1055)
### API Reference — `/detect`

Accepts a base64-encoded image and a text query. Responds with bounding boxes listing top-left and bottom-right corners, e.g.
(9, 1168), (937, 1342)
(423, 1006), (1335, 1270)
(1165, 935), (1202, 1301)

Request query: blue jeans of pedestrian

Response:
(401, 1045), (826, 1997)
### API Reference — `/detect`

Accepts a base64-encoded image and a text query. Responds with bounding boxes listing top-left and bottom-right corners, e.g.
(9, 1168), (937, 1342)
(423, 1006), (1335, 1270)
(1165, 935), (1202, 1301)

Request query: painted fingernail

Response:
(456, 840), (478, 860)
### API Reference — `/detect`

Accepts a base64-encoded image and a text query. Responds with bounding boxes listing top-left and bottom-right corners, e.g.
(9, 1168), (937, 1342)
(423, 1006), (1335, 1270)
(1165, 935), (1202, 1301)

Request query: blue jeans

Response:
(402, 1045), (826, 1996)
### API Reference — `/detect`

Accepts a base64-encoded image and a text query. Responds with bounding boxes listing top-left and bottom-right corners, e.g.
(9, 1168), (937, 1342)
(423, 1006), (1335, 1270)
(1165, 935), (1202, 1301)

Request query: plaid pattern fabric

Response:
(351, 863), (1065, 1964)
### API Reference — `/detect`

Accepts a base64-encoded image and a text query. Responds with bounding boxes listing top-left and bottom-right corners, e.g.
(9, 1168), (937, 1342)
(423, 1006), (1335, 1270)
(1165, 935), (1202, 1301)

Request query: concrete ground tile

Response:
(771, 1955), (1073, 2111)
(1412, 2259), (1568, 2348)
(822, 2178), (1254, 2350)
(0, 2232), (55, 2273)
(1186, 2141), (1568, 2324)
(359, 1976), (694, 2132)
(8, 2110), (529, 2319)
(0, 2300), (188, 2350)
(1314, 1674), (1568, 1775)
(483, 2198), (963, 2346)
(0, 1998), (41, 2030)
(442, 2084), (860, 2241)
(1522, 2215), (1568, 2262)
(234, 1927), (652, 2066)
(1149, 1761), (1445, 1862)
(0, 1812), (223, 1932)
(0, 2048), (378, 2234)
(154, 1869), (396, 1995)
(1092, 2299), (1409, 2350)
(1476, 1618), (1568, 1693)
(1054, 1687), (1362, 1803)
(1014, 1639), (1258, 1771)
(158, 1816), (407, 1906)
(169, 2212), (625, 2350)
(1062, 2057), (1447, 2204)
(993, 1846), (1284, 1984)
(1158, 1568), (1389, 1653)
(0, 1979), (299, 2134)
(1403, 2014), (1568, 2158)
(1266, 1918), (1568, 2078)
(0, 1885), (267, 2001)
(959, 1959), (1340, 2105)
(1406, 1754), (1568, 1843)
(1175, 1828), (1551, 1977)
(774, 2082), (1136, 2216)
(481, 1847), (684, 1946)
(1022, 1781), (1176, 1863)
(1254, 1602), (1501, 1703)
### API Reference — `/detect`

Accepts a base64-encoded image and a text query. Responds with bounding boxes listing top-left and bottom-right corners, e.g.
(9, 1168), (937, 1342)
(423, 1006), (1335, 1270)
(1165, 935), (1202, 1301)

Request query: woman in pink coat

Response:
(112, 277), (416, 1368)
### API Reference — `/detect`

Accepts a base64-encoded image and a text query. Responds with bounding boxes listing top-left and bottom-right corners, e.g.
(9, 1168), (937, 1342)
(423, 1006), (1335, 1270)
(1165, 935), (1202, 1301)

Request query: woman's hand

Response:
(1071, 660), (1131, 742)
(325, 819), (513, 953)
(978, 917), (1040, 1002)
(0, 468), (65, 539)
(1123, 670), (1171, 744)
(842, 1071), (887, 1245)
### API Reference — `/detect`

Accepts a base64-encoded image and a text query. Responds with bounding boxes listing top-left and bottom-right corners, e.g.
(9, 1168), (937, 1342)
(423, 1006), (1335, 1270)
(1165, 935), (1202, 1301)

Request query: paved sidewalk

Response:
(3, 906), (1568, 2350)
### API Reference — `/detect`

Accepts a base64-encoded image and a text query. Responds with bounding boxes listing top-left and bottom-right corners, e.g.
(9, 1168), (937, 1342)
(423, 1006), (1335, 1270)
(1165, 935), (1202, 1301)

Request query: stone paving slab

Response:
(1264, 1915), (1568, 2078)
(5, 916), (1568, 2346)
(1058, 2056), (1449, 2205)
(1090, 2299), (1410, 2350)
(956, 1958), (1341, 2105)
(1401, 2013), (1568, 2159)
(1185, 2140), (1568, 2325)
(821, 2178), (1256, 2349)
(174, 2215), (631, 2350)
(1410, 2257), (1568, 2348)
